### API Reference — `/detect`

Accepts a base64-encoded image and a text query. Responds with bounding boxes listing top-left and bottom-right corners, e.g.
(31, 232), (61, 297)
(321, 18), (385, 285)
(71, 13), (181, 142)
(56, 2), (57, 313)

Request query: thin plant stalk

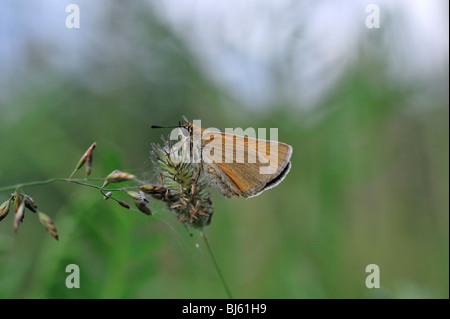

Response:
(201, 231), (233, 299)
(0, 178), (136, 193)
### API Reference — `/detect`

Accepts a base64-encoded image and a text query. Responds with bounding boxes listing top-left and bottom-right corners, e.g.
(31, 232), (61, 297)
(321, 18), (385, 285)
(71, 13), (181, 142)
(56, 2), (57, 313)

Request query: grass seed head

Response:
(13, 200), (25, 233)
(24, 195), (38, 213)
(102, 170), (136, 188)
(0, 200), (11, 222)
(38, 211), (59, 240)
(150, 139), (213, 229)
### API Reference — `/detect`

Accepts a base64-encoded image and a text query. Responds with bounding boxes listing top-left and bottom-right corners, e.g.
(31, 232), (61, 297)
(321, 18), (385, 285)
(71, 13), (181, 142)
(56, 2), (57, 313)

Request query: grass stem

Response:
(0, 178), (134, 193)
(201, 231), (233, 299)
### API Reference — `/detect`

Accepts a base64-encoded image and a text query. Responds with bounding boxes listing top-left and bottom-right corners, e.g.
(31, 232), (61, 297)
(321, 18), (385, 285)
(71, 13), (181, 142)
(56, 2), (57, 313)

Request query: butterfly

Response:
(152, 121), (292, 198)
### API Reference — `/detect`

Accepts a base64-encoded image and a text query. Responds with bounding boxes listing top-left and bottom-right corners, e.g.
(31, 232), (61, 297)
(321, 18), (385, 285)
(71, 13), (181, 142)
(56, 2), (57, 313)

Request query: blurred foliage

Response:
(0, 2), (448, 298)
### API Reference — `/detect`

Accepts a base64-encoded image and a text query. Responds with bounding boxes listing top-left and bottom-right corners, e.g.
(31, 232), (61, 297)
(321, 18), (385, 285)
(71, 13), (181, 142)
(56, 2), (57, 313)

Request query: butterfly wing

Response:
(201, 131), (292, 198)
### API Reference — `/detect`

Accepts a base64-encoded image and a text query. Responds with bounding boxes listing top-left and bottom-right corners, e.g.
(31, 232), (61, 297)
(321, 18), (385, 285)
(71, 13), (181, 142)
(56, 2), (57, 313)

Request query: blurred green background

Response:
(0, 1), (448, 298)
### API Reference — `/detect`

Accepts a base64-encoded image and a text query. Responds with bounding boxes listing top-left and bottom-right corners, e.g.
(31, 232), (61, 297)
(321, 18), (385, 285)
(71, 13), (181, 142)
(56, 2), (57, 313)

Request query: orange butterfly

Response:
(152, 121), (292, 198)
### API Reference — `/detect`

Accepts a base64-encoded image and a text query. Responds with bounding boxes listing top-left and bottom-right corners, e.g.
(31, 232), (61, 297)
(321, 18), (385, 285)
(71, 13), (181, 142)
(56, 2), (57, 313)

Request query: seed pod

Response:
(13, 200), (25, 233)
(102, 170), (136, 188)
(126, 191), (152, 216)
(0, 200), (11, 222)
(86, 156), (93, 177)
(134, 200), (152, 216)
(38, 212), (59, 240)
(85, 143), (97, 177)
(126, 191), (148, 202)
(117, 200), (131, 209)
(139, 184), (167, 196)
(139, 184), (175, 202)
(24, 195), (38, 213)
(126, 191), (142, 200)
(14, 195), (22, 212)
(14, 196), (25, 223)
(76, 142), (97, 170)
(103, 191), (113, 200)
(138, 184), (157, 194)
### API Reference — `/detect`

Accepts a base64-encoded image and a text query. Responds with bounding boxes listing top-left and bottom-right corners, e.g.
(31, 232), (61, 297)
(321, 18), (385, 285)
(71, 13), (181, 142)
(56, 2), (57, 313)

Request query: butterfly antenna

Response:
(151, 125), (179, 129)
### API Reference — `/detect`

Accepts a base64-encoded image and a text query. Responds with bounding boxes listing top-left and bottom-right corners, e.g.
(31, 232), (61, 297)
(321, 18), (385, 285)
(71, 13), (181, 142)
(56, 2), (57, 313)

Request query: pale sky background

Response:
(0, 0), (448, 110)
